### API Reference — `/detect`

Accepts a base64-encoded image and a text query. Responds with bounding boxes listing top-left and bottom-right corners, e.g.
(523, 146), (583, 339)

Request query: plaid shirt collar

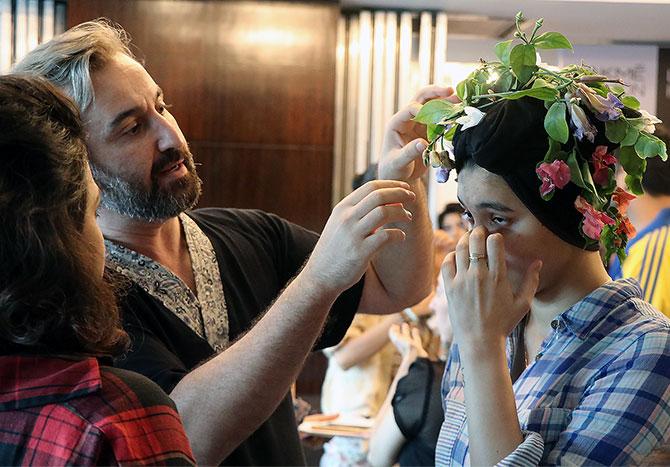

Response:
(557, 278), (642, 340)
(0, 356), (101, 412)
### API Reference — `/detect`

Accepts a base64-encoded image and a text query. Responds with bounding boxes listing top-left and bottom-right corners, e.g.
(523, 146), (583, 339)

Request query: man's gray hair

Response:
(13, 18), (135, 111)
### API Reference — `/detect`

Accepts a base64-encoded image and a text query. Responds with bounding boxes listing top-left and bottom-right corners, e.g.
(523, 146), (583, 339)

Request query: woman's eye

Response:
(462, 211), (474, 229)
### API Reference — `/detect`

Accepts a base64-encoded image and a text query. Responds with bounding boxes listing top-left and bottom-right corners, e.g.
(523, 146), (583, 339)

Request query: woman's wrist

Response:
(457, 335), (507, 363)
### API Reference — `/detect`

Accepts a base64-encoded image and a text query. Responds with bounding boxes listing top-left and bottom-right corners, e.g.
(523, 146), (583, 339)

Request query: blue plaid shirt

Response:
(436, 279), (670, 466)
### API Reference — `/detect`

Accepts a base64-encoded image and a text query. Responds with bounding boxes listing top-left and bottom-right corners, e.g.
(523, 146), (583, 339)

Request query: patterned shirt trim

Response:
(105, 213), (228, 352)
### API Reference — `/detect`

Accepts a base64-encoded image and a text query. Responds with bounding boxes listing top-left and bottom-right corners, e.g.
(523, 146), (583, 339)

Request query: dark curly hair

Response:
(0, 75), (128, 356)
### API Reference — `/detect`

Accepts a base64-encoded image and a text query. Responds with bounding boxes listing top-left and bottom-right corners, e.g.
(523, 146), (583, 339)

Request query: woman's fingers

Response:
(468, 226), (488, 271)
(514, 260), (542, 312)
(455, 231), (470, 274)
(486, 233), (506, 280)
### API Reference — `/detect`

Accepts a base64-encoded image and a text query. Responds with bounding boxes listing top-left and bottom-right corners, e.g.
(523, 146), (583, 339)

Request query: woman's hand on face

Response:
(441, 226), (542, 352)
(389, 323), (428, 358)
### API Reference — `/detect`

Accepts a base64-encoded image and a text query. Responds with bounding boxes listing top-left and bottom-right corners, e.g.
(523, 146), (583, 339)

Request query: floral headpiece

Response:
(417, 12), (667, 261)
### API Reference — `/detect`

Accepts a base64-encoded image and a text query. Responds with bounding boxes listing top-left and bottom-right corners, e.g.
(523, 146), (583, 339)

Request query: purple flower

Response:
(568, 102), (597, 143)
(575, 83), (623, 121)
(436, 167), (451, 183)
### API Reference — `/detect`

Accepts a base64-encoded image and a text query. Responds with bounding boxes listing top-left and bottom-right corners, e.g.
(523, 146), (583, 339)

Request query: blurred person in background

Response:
(319, 164), (434, 467)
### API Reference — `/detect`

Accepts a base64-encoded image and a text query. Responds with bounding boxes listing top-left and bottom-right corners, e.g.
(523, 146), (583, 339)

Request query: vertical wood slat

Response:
(42, 0), (56, 42)
(396, 12), (413, 113)
(383, 12), (397, 123)
(428, 12), (448, 226)
(332, 16), (347, 206)
(344, 16), (359, 197)
(14, 0), (28, 63)
(418, 12), (433, 88)
(27, 0), (39, 52)
(0, 0), (12, 73)
(369, 10), (385, 163)
(354, 10), (372, 175)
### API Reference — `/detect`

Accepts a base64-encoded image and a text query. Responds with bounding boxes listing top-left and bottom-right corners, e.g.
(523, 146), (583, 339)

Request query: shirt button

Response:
(551, 320), (559, 330)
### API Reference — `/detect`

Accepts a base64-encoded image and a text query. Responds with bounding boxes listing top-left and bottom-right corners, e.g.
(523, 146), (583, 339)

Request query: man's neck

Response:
(98, 207), (184, 263)
(627, 195), (670, 233)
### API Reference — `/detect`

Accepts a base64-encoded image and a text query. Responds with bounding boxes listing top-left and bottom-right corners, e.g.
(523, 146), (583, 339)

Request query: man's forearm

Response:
(371, 179), (433, 308)
(170, 272), (339, 465)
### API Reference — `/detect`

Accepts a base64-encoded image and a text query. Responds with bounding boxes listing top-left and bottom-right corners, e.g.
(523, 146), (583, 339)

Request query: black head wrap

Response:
(452, 97), (609, 250)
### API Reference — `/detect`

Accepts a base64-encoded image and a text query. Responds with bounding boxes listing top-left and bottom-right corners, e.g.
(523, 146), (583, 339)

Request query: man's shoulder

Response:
(188, 207), (284, 228)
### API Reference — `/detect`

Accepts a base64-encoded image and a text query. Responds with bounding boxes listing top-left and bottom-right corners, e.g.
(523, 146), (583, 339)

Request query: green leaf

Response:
(500, 86), (559, 101)
(414, 100), (463, 125)
(635, 132), (665, 159)
(444, 123), (457, 141)
(620, 125), (639, 147)
(544, 102), (569, 143)
(625, 174), (644, 195)
(456, 80), (469, 102)
(544, 136), (561, 161)
(610, 84), (625, 95)
(618, 145), (646, 177)
(494, 40), (513, 65)
(427, 124), (443, 141)
(510, 44), (538, 85)
(605, 119), (627, 144)
(532, 31), (573, 50)
(493, 70), (515, 93)
(626, 117), (646, 131)
(581, 160), (602, 205)
(621, 95), (640, 110)
(567, 150), (586, 189)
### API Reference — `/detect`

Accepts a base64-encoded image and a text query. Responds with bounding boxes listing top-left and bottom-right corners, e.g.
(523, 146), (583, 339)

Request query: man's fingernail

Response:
(416, 142), (426, 152)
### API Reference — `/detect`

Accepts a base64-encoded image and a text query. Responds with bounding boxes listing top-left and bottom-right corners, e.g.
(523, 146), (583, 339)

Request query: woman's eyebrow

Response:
(477, 202), (514, 212)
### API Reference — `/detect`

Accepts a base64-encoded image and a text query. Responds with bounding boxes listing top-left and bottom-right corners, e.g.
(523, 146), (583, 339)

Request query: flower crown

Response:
(417, 12), (667, 261)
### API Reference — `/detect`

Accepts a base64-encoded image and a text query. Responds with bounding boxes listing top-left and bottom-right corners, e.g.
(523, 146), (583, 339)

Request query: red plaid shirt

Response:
(0, 355), (195, 466)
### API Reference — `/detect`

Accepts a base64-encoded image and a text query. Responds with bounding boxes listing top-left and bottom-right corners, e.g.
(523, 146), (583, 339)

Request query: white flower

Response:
(455, 106), (486, 131)
(639, 109), (662, 134)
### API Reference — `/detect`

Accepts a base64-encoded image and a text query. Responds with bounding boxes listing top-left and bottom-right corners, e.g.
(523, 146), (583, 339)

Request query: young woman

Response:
(0, 75), (195, 465)
(418, 18), (670, 462)
(431, 95), (670, 464)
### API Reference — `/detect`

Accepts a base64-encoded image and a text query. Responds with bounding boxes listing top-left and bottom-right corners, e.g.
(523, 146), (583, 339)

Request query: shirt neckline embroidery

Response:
(105, 213), (229, 352)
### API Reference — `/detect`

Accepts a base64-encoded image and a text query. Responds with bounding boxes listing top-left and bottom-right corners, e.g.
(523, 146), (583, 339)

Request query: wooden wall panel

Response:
(68, 0), (338, 231)
(190, 143), (334, 230)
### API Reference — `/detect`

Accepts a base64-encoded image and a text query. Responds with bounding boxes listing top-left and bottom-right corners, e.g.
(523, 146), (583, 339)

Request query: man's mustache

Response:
(152, 147), (194, 175)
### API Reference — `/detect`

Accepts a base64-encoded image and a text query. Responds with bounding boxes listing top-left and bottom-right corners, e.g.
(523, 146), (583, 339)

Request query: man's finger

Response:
(358, 204), (413, 235)
(343, 180), (410, 206)
(392, 138), (428, 168)
(386, 102), (423, 132)
(353, 186), (416, 221)
(412, 85), (454, 104)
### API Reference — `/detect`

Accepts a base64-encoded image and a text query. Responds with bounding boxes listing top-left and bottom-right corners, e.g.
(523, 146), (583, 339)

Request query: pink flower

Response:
(574, 196), (616, 240)
(591, 145), (617, 187)
(612, 187), (636, 215)
(536, 160), (571, 197)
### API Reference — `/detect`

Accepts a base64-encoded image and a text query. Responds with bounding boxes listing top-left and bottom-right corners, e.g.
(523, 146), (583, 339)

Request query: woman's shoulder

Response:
(98, 365), (178, 411)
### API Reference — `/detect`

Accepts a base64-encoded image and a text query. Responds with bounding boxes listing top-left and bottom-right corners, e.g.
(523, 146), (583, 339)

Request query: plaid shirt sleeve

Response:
(495, 329), (670, 466)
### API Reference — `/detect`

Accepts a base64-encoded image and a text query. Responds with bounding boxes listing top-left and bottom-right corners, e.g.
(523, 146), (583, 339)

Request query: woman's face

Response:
(457, 164), (575, 295)
(82, 168), (106, 278)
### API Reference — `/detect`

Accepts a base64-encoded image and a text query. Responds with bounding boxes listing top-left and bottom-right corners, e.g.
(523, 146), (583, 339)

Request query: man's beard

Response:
(91, 147), (203, 223)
